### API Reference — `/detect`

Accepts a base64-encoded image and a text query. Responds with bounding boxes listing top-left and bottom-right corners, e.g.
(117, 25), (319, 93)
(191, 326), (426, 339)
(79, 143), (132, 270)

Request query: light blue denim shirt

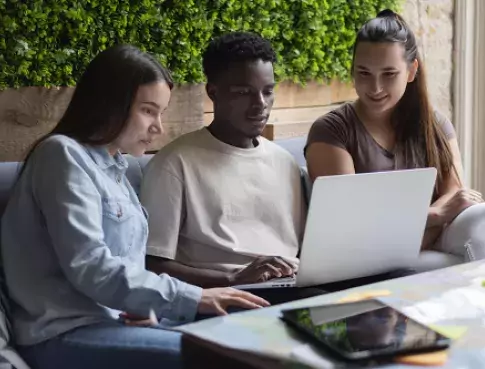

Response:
(1, 135), (202, 345)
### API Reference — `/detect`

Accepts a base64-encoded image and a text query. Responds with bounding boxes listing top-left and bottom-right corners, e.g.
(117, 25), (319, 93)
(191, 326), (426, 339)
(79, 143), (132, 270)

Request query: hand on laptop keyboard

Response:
(228, 256), (297, 285)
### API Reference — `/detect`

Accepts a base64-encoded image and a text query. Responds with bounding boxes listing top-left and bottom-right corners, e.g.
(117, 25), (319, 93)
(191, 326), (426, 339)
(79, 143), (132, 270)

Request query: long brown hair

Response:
(352, 9), (456, 193)
(19, 44), (174, 177)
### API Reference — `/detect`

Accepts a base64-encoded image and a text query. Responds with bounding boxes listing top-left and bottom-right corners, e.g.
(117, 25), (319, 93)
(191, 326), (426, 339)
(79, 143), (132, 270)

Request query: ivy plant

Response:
(0, 0), (400, 88)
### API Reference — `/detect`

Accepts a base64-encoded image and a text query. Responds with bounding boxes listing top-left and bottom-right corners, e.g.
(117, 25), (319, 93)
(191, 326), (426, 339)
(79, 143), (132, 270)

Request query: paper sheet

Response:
(402, 287), (485, 324)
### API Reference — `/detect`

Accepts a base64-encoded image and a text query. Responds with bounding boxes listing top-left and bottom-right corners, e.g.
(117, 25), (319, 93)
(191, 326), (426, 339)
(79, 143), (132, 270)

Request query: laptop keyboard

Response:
(270, 276), (296, 287)
(271, 276), (295, 283)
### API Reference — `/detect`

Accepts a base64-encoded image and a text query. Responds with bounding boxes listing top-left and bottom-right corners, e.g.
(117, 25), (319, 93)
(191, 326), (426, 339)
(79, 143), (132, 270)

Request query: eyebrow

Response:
(140, 101), (161, 109)
(356, 65), (399, 71)
(231, 83), (276, 88)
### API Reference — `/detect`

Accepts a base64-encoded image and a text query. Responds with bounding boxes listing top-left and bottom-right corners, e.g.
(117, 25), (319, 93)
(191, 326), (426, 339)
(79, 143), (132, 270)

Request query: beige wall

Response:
(203, 81), (357, 140)
(0, 85), (206, 162)
(402, 0), (454, 119)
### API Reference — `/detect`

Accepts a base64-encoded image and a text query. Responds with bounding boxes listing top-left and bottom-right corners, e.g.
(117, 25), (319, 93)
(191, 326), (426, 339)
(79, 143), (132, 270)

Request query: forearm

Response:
(146, 256), (233, 288)
(427, 206), (444, 228)
(421, 225), (444, 250)
(56, 244), (201, 322)
(427, 187), (460, 228)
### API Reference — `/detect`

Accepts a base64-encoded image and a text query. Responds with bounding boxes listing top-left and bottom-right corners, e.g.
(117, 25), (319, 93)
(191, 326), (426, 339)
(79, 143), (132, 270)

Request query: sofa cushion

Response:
(0, 163), (21, 219)
(274, 136), (307, 167)
(124, 154), (153, 196)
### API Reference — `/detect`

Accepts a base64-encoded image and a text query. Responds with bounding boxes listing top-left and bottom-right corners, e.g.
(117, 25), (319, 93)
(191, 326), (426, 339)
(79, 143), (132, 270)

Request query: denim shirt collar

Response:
(85, 145), (128, 172)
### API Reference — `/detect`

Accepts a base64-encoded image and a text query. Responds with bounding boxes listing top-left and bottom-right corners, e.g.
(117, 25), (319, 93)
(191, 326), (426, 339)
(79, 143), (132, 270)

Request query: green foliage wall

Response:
(0, 0), (400, 88)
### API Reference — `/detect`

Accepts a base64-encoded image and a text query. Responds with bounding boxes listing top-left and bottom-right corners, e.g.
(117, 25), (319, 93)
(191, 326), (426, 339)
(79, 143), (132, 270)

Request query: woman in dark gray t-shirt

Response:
(306, 10), (485, 261)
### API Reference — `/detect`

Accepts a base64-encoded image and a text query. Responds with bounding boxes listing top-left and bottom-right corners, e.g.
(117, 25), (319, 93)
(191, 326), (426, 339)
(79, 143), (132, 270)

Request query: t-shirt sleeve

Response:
(140, 157), (185, 260)
(305, 111), (350, 155)
(434, 110), (456, 140)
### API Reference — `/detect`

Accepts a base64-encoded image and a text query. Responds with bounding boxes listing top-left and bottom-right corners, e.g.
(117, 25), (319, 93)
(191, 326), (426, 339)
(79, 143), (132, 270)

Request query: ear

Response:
(407, 59), (419, 82)
(206, 83), (217, 102)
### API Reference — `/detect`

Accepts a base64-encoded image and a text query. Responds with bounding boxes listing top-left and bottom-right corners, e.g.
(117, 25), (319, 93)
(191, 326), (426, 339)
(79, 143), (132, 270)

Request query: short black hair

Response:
(202, 31), (277, 83)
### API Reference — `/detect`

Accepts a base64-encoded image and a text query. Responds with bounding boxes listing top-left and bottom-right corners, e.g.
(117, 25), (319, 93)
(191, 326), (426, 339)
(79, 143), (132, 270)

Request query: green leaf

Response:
(0, 0), (402, 88)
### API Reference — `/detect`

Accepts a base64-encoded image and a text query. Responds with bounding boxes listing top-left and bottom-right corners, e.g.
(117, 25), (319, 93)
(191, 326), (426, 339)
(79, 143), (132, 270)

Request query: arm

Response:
(33, 140), (202, 323)
(305, 142), (356, 181)
(427, 138), (463, 228)
(146, 256), (233, 288)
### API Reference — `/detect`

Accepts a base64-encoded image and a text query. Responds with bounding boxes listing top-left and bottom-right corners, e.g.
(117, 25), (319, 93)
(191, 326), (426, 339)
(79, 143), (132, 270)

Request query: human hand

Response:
(228, 256), (297, 285)
(439, 188), (482, 224)
(198, 288), (270, 316)
(119, 310), (158, 327)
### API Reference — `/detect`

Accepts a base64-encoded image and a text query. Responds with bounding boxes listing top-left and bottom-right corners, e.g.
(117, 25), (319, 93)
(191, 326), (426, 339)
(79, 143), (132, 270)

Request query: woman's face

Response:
(353, 42), (418, 116)
(111, 81), (171, 157)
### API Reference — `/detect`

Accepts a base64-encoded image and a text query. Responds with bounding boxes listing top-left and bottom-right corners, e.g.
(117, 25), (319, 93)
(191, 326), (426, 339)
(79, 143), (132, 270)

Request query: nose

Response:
(370, 77), (383, 94)
(251, 91), (267, 110)
(149, 115), (164, 135)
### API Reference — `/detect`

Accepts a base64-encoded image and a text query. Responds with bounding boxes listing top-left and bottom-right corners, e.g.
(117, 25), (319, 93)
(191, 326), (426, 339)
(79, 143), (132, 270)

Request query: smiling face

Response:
(208, 59), (275, 140)
(110, 81), (171, 156)
(353, 42), (418, 116)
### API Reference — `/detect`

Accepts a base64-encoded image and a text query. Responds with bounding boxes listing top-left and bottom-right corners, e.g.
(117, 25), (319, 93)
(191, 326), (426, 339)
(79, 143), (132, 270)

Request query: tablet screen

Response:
(282, 300), (450, 359)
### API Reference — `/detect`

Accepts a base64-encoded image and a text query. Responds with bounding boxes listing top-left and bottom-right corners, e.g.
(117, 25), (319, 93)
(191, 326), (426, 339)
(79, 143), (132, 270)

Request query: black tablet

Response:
(281, 299), (451, 361)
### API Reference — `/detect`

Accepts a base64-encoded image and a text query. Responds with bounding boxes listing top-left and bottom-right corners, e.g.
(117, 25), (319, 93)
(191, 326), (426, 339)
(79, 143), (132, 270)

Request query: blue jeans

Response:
(17, 322), (183, 369)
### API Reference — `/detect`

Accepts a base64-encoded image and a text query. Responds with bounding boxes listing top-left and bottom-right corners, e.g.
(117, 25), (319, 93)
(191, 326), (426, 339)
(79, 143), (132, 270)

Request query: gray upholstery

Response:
(0, 163), (21, 219)
(276, 136), (307, 167)
(0, 165), (28, 368)
(125, 154), (154, 196)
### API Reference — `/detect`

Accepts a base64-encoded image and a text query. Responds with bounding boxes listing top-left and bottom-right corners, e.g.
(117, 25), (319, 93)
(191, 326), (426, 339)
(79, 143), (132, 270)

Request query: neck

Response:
(208, 119), (256, 149)
(355, 99), (393, 128)
(107, 144), (119, 156)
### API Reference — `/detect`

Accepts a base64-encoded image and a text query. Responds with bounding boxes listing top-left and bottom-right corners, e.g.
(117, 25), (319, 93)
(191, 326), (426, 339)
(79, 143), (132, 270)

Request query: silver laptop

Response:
(234, 168), (437, 290)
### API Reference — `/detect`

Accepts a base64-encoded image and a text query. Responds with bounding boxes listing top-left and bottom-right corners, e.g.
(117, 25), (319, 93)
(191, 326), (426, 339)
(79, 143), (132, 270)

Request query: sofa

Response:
(0, 135), (462, 368)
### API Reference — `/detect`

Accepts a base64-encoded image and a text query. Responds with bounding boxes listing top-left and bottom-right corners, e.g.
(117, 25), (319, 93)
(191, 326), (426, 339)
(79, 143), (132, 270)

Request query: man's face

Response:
(207, 59), (275, 139)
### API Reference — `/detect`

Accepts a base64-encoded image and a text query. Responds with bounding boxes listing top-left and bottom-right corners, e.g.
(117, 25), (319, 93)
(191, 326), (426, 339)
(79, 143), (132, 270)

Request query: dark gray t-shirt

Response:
(306, 102), (456, 173)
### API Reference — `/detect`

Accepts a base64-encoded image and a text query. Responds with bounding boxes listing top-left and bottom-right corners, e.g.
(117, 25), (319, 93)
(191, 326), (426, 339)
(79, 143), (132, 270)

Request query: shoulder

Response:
(144, 129), (208, 180)
(260, 137), (302, 167)
(36, 134), (83, 153)
(32, 134), (90, 168)
(152, 129), (207, 161)
(312, 103), (356, 127)
(259, 139), (303, 186)
(27, 135), (99, 195)
(307, 102), (357, 149)
(260, 137), (295, 158)
(433, 109), (456, 140)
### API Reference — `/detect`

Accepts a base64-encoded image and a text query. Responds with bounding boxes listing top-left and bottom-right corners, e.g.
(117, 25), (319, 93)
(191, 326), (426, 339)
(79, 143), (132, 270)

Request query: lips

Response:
(247, 115), (268, 122)
(367, 95), (388, 103)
